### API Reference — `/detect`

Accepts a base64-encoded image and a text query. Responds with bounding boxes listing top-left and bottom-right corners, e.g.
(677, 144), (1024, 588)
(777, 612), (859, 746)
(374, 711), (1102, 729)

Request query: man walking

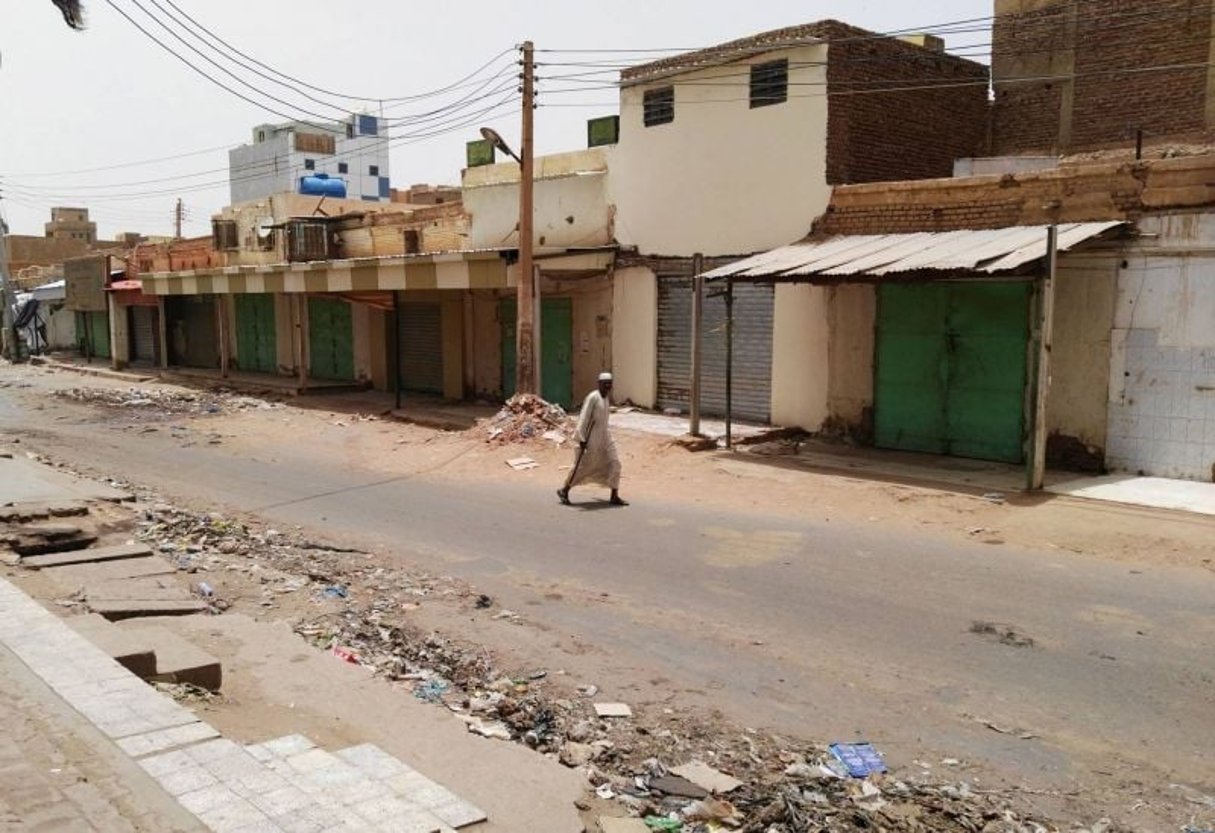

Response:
(558, 372), (626, 506)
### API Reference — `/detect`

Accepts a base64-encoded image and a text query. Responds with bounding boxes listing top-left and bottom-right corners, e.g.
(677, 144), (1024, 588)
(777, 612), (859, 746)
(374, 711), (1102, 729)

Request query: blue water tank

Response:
(298, 173), (347, 198)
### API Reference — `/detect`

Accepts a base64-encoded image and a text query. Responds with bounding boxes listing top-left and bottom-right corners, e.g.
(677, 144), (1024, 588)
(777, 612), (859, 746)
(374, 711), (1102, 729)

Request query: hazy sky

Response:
(1, 1), (991, 239)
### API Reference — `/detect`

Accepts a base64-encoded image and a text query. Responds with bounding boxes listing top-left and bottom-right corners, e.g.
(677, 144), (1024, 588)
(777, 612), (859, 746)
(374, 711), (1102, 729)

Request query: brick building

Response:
(992, 0), (1215, 155)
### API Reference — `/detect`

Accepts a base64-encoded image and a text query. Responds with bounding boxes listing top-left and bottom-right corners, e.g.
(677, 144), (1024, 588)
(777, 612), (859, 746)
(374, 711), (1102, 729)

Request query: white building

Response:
(229, 114), (391, 204)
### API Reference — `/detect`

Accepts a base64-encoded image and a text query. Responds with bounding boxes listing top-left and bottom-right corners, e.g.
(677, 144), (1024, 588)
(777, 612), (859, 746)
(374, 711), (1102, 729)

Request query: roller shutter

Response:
(657, 278), (773, 423)
(398, 302), (443, 394)
(130, 306), (157, 364)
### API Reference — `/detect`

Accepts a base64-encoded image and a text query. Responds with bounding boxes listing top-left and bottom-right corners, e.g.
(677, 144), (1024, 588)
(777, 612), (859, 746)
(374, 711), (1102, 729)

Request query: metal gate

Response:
(656, 278), (773, 422)
(398, 302), (443, 394)
(235, 295), (276, 373)
(130, 306), (157, 364)
(307, 297), (354, 381)
(500, 298), (574, 407)
(875, 282), (1030, 463)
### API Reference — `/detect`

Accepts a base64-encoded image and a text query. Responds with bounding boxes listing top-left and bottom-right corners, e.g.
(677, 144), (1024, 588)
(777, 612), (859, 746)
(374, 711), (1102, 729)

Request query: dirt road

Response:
(2, 363), (1213, 830)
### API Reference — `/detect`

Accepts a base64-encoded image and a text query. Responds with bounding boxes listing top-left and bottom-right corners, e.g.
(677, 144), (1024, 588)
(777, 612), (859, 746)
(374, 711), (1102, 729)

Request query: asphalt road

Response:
(3, 378), (1213, 819)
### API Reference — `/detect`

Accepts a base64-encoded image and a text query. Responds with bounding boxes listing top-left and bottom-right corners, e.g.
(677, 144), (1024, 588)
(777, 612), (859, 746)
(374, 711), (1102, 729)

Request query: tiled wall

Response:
(1106, 328), (1215, 480)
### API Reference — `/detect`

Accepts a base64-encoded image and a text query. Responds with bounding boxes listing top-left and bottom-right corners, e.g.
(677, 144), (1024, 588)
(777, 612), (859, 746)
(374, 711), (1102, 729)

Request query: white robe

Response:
(567, 390), (621, 489)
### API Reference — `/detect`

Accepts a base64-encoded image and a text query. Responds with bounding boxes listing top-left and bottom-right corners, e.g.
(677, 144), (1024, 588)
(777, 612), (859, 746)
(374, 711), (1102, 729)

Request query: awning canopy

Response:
(703, 222), (1128, 283)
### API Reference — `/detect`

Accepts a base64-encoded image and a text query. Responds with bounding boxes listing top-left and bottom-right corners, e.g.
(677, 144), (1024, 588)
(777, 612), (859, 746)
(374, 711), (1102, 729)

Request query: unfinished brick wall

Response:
(816, 155), (1215, 235)
(818, 21), (990, 184)
(993, 0), (1215, 154)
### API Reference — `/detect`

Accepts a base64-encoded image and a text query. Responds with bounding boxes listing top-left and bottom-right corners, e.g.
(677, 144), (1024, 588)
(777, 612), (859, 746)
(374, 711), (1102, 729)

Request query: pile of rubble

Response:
(91, 486), (1112, 832)
(52, 386), (278, 416)
(482, 393), (573, 445)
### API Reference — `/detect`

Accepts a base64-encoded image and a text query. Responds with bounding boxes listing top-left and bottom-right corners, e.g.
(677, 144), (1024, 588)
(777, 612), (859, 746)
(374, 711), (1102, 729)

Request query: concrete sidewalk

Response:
(0, 453), (132, 505)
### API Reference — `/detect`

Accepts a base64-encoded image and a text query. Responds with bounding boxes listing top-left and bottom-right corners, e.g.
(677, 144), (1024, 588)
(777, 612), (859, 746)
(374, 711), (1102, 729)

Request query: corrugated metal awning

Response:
(703, 222), (1127, 282)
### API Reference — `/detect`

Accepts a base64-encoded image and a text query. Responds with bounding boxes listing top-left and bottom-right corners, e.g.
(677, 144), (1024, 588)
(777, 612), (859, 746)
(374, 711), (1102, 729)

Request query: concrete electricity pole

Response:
(174, 198), (184, 240)
(515, 40), (537, 395)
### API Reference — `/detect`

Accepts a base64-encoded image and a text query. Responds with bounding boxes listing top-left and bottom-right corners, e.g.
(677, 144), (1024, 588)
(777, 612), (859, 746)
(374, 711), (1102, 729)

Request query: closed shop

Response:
(129, 306), (158, 364)
(76, 311), (111, 359)
(307, 296), (354, 381)
(165, 296), (219, 369)
(501, 298), (574, 407)
(875, 282), (1030, 463)
(397, 301), (443, 394)
(235, 294), (277, 373)
(657, 278), (773, 423)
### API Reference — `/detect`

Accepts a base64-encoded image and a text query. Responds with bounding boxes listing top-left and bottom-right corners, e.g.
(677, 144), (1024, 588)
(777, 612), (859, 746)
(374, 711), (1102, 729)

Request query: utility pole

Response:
(515, 40), (537, 395)
(0, 213), (18, 362)
(174, 198), (184, 240)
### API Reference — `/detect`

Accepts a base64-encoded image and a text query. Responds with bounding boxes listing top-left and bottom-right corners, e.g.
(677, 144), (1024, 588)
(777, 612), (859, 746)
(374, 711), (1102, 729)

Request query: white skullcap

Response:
(598, 372), (613, 381)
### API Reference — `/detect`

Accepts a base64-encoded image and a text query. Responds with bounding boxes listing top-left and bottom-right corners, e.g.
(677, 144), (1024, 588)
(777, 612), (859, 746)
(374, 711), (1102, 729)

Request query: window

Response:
(338, 162), (348, 174)
(303, 159), (315, 170)
(357, 114), (379, 137)
(750, 59), (788, 108)
(211, 220), (239, 251)
(404, 229), (421, 254)
(369, 165), (379, 176)
(643, 86), (675, 127)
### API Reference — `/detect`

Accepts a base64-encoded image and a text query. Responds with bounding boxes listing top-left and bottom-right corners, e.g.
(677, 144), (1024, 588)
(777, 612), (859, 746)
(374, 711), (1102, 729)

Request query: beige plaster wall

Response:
(550, 276), (613, 401)
(826, 284), (877, 434)
(274, 294), (297, 375)
(610, 267), (658, 408)
(368, 308), (388, 391)
(611, 44), (831, 256)
(1049, 256), (1118, 451)
(108, 295), (130, 369)
(350, 301), (372, 383)
(770, 285), (830, 429)
(471, 290), (506, 399)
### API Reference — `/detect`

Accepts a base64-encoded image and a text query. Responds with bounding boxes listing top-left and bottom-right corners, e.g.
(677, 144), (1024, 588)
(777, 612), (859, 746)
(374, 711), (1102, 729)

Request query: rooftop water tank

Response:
(298, 173), (347, 198)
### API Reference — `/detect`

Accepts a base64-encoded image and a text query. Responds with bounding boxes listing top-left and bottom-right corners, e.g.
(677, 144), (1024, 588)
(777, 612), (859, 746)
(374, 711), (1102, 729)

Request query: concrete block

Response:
(116, 721), (221, 758)
(64, 613), (156, 678)
(6, 524), (98, 556)
(118, 624), (222, 690)
(20, 543), (152, 569)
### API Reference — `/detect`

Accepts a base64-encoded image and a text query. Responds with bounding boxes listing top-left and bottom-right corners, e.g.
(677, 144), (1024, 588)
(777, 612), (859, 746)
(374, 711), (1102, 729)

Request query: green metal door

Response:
(77, 311), (111, 359)
(500, 298), (574, 407)
(235, 295), (276, 373)
(875, 282), (1029, 463)
(307, 297), (354, 381)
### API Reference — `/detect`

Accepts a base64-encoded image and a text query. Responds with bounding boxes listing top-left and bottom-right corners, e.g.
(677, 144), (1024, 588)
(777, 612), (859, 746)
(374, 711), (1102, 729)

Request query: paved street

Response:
(3, 372), (1214, 825)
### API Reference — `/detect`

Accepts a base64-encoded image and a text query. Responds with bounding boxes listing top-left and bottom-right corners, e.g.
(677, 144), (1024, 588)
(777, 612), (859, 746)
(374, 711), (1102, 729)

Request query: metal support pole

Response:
(393, 290), (402, 410)
(515, 40), (538, 395)
(725, 277), (735, 450)
(1028, 225), (1058, 490)
(690, 253), (704, 436)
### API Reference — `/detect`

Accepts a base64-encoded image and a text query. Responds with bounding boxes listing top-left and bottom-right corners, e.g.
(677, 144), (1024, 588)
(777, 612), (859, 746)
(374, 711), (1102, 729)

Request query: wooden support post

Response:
(1028, 225), (1057, 490)
(690, 253), (704, 437)
(216, 296), (229, 378)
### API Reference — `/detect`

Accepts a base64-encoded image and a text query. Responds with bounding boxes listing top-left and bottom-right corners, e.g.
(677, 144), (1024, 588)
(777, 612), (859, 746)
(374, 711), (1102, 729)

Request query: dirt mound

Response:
(481, 393), (573, 445)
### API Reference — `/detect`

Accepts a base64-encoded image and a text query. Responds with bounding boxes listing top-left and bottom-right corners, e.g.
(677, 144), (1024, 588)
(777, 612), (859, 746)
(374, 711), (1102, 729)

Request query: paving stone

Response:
(251, 735), (315, 759)
(335, 743), (408, 779)
(178, 783), (243, 815)
(117, 721), (220, 758)
(158, 764), (220, 797)
(247, 785), (313, 818)
(196, 795), (272, 832)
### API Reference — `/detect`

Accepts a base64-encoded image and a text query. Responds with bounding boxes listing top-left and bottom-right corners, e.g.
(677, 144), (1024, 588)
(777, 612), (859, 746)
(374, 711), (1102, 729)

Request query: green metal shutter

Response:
(235, 295), (277, 373)
(875, 282), (1030, 463)
(307, 297), (354, 381)
(499, 298), (574, 407)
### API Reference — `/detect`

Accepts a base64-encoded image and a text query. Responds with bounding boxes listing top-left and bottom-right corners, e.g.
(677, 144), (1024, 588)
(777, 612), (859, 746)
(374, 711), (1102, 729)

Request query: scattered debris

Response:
(594, 702), (633, 718)
(671, 760), (744, 794)
(981, 492), (1007, 505)
(52, 386), (278, 417)
(506, 457), (540, 471)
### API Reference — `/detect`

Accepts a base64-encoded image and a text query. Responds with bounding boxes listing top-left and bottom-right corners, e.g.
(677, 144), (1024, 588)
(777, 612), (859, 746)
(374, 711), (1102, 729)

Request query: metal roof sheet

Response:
(704, 222), (1126, 281)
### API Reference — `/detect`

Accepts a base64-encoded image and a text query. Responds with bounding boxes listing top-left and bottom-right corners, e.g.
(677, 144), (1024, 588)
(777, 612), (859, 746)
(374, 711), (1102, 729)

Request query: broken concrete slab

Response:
(20, 543), (153, 569)
(0, 455), (133, 505)
(118, 624), (222, 691)
(0, 502), (91, 523)
(89, 600), (209, 621)
(6, 524), (98, 556)
(85, 576), (195, 604)
(53, 556), (177, 584)
(671, 760), (744, 794)
(65, 613), (157, 678)
(593, 702), (633, 718)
